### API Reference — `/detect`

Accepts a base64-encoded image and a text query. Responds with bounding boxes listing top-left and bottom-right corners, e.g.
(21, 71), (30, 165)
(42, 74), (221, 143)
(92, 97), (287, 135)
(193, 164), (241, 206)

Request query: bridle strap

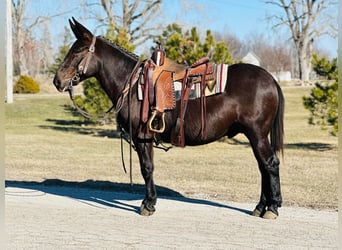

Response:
(78, 36), (97, 75)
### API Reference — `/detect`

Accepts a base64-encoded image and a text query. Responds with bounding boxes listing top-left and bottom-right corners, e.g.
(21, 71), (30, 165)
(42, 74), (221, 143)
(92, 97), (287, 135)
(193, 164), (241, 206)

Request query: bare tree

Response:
(266, 0), (337, 81)
(243, 32), (291, 73)
(12, 0), (29, 75)
(12, 0), (78, 76)
(86, 0), (162, 47)
(213, 31), (244, 61)
(40, 23), (53, 74)
(12, 0), (55, 76)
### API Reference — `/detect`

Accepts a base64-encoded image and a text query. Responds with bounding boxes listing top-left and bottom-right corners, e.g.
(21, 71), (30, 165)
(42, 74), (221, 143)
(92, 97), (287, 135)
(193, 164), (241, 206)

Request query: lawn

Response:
(5, 87), (338, 209)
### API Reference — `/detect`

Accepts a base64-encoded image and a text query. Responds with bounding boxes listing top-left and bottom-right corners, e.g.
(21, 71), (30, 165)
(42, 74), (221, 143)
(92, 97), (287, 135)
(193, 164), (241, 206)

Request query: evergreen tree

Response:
(303, 54), (338, 135)
(157, 23), (233, 65)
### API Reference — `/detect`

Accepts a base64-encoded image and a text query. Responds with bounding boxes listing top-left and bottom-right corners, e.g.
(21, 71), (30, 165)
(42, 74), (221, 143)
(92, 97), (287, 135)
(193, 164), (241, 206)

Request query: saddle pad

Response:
(138, 64), (229, 101)
(183, 63), (229, 99)
(215, 64), (228, 93)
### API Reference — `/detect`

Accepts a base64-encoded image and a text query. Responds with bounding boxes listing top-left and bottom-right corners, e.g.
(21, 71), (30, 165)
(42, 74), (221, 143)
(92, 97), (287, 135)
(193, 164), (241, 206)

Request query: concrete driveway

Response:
(5, 182), (338, 249)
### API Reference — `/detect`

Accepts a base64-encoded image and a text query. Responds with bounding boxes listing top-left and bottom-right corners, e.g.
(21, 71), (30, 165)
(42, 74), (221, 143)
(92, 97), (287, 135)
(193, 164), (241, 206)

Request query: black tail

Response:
(270, 82), (284, 156)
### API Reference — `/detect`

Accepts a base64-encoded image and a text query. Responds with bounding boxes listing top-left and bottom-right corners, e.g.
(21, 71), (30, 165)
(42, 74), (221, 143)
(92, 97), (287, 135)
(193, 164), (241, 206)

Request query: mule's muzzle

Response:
(53, 73), (78, 92)
(53, 75), (64, 92)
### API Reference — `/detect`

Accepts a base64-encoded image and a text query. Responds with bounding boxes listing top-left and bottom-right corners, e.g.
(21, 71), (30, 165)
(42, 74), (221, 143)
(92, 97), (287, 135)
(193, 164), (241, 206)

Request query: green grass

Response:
(5, 88), (338, 209)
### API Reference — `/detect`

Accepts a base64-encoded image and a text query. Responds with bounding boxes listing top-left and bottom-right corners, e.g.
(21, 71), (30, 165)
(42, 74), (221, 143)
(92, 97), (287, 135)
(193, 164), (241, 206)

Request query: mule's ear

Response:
(69, 17), (93, 42)
(69, 18), (80, 39)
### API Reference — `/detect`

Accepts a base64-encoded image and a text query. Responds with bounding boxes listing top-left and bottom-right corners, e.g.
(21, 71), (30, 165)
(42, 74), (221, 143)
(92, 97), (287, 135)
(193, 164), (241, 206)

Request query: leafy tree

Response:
(303, 54), (338, 135)
(157, 23), (233, 65)
(213, 41), (233, 64)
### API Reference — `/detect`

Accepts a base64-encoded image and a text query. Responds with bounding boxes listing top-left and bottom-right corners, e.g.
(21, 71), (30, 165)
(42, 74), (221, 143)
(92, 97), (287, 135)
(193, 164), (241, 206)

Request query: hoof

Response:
(140, 203), (155, 216)
(252, 208), (262, 217)
(263, 210), (278, 219)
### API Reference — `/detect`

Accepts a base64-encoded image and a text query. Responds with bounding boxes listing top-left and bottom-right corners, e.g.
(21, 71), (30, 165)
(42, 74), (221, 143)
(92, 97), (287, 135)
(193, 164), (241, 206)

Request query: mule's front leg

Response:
(135, 140), (157, 216)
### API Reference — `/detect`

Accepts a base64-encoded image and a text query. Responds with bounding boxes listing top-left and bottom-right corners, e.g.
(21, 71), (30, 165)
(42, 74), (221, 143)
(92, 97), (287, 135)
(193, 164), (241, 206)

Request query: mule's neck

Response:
(95, 37), (140, 105)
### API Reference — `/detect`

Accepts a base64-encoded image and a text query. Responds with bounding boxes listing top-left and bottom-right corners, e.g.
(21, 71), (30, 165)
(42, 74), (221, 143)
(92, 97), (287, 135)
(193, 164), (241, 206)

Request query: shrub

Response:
(303, 81), (338, 135)
(13, 75), (40, 94)
(302, 54), (338, 135)
(73, 77), (114, 124)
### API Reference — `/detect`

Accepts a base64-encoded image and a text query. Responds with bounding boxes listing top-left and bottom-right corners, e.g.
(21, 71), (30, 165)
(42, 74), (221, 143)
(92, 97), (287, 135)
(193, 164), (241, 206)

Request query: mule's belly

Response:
(181, 93), (237, 146)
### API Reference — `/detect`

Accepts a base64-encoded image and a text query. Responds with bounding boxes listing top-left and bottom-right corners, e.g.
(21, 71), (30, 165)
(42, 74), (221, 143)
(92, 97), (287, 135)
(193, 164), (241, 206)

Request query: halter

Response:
(67, 36), (97, 118)
(78, 36), (96, 75)
(67, 36), (143, 116)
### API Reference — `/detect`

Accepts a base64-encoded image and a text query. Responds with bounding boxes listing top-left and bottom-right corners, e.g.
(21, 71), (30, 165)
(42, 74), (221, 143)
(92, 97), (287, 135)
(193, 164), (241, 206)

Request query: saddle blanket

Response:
(138, 64), (228, 101)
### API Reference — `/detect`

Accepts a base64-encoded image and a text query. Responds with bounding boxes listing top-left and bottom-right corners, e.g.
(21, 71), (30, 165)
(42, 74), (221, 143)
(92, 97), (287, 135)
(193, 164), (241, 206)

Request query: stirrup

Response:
(148, 110), (165, 133)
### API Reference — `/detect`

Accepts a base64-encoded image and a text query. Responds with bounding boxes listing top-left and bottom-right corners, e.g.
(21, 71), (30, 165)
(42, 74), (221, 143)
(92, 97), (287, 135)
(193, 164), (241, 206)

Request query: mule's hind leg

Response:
(248, 134), (282, 219)
(253, 154), (282, 219)
(134, 139), (157, 216)
(252, 169), (267, 217)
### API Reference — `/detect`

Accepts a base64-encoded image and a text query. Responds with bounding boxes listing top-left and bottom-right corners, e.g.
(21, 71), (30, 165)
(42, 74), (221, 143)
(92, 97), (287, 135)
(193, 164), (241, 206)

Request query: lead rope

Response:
(117, 60), (143, 185)
(128, 64), (134, 186)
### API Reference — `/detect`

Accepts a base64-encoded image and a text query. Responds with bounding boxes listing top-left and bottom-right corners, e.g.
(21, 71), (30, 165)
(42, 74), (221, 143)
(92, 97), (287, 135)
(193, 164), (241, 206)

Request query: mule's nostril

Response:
(53, 76), (57, 85)
(53, 75), (60, 86)
(53, 75), (65, 92)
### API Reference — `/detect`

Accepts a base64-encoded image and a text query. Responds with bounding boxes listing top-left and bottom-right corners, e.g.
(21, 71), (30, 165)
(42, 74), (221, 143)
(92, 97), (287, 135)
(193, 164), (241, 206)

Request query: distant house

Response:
(241, 51), (292, 82)
(241, 51), (260, 66)
(273, 71), (292, 82)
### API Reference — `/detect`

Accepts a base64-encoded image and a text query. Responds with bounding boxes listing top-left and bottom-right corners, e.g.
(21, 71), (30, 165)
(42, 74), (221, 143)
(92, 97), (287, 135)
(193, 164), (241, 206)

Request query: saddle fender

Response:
(147, 70), (175, 133)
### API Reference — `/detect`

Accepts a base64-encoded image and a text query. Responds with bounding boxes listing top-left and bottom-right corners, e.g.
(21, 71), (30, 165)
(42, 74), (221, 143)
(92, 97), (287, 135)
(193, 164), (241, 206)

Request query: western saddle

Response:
(138, 45), (216, 147)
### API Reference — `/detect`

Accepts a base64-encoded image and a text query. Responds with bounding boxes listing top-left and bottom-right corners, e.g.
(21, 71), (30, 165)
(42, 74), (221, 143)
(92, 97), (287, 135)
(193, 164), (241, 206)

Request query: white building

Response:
(241, 51), (260, 66)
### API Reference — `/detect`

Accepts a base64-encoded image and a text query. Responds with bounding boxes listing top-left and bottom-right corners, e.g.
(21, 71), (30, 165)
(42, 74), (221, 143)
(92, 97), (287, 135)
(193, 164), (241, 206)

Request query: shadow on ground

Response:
(41, 119), (336, 152)
(285, 142), (336, 151)
(5, 179), (252, 216)
(225, 138), (335, 151)
(39, 118), (120, 139)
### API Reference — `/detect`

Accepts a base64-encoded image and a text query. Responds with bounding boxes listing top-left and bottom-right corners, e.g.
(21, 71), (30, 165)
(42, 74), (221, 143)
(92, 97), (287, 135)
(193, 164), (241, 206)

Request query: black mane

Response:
(98, 36), (140, 61)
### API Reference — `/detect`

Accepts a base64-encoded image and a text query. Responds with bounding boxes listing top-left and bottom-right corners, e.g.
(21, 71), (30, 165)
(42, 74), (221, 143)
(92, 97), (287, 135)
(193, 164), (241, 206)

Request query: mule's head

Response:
(53, 18), (99, 92)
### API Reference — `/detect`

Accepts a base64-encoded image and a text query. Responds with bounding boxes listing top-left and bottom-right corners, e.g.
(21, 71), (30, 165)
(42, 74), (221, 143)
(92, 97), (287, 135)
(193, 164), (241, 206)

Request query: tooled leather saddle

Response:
(139, 45), (216, 147)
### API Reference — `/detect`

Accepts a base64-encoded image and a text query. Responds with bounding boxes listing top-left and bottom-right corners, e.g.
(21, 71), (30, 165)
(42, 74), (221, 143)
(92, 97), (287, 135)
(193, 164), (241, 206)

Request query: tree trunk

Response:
(266, 0), (336, 82)
(17, 32), (29, 76)
(297, 45), (310, 82)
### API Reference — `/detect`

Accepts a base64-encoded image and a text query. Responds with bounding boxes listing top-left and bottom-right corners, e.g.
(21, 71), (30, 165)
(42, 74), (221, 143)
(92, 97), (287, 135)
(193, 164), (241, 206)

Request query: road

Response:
(5, 182), (338, 249)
